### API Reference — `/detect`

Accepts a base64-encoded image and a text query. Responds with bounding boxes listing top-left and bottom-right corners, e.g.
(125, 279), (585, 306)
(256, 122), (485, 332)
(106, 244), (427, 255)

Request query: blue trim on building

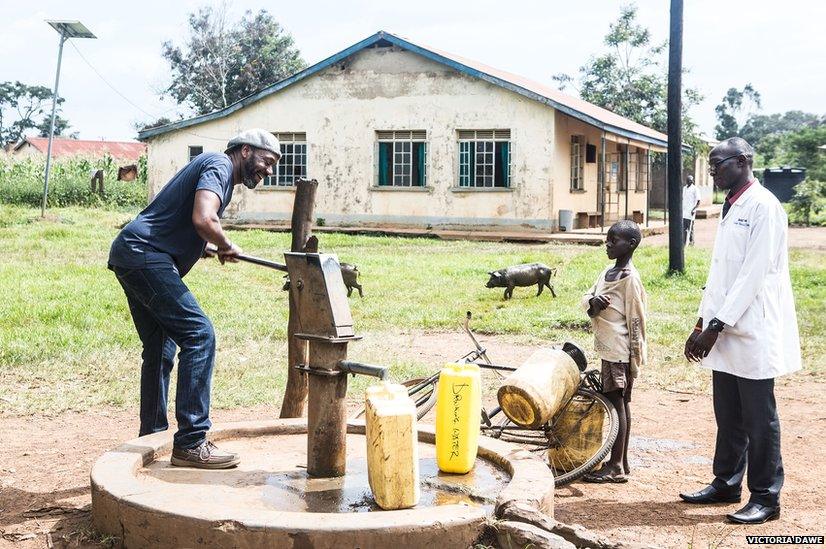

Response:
(138, 31), (668, 148)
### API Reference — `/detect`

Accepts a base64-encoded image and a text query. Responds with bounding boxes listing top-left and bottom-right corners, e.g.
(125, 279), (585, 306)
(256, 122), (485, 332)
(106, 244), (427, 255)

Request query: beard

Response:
(241, 155), (259, 189)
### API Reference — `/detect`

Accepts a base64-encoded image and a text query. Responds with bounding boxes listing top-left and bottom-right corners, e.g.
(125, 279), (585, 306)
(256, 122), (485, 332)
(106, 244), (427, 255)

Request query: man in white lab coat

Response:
(679, 137), (801, 524)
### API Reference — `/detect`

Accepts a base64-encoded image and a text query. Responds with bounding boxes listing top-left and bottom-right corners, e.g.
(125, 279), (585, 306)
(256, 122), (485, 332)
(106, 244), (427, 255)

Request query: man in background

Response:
(682, 175), (700, 246)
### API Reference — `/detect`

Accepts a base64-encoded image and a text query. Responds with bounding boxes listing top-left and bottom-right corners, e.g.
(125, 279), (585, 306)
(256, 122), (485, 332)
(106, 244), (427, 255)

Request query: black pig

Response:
(282, 263), (363, 297)
(486, 263), (557, 300)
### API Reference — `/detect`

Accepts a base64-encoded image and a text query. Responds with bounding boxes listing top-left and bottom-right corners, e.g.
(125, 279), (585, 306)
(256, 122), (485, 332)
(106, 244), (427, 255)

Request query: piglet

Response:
(486, 263), (557, 300)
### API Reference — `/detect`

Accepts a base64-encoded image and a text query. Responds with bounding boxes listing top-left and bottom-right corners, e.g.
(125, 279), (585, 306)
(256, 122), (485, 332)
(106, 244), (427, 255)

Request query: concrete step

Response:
(696, 204), (722, 219)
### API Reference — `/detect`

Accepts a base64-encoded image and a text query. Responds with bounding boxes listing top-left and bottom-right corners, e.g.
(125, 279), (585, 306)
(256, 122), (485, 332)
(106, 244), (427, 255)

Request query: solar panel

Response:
(46, 20), (96, 39)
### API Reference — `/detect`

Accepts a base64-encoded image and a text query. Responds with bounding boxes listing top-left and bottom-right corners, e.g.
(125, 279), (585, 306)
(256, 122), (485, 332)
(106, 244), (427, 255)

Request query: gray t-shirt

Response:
(108, 152), (234, 277)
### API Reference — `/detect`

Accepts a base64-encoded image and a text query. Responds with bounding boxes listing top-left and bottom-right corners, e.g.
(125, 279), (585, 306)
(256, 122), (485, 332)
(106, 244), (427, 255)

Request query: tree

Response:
(714, 84), (761, 140)
(36, 114), (75, 138)
(741, 111), (824, 162)
(741, 111), (822, 144)
(788, 179), (825, 226)
(776, 126), (826, 180)
(161, 5), (306, 115)
(0, 81), (69, 145)
(554, 5), (667, 128)
(552, 4), (703, 158)
(134, 116), (174, 132)
(745, 124), (826, 174)
(713, 105), (825, 167)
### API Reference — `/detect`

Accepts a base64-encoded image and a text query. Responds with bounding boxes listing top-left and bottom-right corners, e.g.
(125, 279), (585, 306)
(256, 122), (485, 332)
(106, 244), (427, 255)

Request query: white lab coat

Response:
(698, 182), (801, 379)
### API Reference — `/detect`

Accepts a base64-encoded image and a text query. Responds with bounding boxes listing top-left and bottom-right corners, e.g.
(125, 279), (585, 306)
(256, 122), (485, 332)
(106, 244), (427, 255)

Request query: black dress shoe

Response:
(727, 502), (780, 524)
(679, 485), (741, 504)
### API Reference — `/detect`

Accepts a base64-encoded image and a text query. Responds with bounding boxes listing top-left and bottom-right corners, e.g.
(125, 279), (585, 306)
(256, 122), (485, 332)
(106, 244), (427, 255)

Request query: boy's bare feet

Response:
(582, 463), (627, 483)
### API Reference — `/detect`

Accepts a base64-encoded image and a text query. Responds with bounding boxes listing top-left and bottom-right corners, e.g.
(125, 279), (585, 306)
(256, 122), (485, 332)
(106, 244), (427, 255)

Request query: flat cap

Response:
(225, 129), (281, 157)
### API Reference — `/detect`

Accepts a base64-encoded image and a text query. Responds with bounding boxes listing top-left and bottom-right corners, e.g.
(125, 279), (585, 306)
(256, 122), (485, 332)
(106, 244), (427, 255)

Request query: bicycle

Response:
(355, 312), (619, 487)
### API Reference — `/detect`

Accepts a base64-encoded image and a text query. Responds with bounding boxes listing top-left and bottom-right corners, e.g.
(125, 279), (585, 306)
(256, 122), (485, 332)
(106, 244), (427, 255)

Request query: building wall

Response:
(11, 143), (39, 160)
(651, 154), (714, 210)
(145, 46), (665, 230)
(609, 140), (653, 223)
(146, 46), (561, 229)
(693, 155), (714, 206)
(553, 114), (653, 227)
(552, 115), (605, 218)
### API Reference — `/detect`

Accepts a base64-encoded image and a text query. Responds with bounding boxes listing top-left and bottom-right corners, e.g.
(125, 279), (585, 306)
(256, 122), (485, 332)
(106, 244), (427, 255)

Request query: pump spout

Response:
(337, 360), (388, 380)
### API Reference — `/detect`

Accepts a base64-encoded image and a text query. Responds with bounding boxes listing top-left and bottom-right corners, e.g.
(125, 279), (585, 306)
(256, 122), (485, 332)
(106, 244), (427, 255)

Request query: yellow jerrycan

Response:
(435, 363), (481, 474)
(497, 347), (579, 429)
(365, 383), (420, 510)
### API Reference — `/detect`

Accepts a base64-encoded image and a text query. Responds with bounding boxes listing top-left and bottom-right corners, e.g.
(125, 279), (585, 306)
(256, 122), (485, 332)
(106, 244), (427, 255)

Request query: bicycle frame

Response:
(480, 386), (611, 463)
(381, 312), (617, 485)
(453, 312), (603, 446)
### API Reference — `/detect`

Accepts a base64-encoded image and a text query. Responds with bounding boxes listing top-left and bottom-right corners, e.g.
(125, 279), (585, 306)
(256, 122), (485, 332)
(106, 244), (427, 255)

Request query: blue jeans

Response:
(112, 265), (215, 449)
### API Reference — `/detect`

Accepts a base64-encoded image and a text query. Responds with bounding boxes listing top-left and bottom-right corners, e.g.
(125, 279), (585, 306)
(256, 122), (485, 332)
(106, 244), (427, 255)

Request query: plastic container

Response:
(435, 363), (481, 474)
(497, 348), (579, 428)
(558, 209), (574, 232)
(364, 383), (420, 510)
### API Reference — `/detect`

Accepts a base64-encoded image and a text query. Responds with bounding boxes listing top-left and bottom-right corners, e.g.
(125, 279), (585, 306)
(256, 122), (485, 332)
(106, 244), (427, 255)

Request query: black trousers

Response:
(711, 370), (784, 506)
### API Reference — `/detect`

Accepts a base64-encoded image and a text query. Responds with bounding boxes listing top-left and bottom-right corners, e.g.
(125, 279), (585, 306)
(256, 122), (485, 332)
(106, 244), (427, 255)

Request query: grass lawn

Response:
(1, 203), (824, 414)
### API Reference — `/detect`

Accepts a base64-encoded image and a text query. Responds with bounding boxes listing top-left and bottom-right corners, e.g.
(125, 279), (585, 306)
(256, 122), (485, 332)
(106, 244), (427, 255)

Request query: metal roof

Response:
(15, 137), (146, 161)
(138, 31), (669, 147)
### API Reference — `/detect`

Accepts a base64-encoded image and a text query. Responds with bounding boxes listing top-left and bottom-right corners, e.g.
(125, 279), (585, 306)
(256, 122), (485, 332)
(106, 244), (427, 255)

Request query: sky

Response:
(2, 0), (824, 142)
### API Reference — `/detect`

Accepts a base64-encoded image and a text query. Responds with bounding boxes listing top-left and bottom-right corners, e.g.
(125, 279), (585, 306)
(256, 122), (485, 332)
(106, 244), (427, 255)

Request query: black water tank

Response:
(762, 167), (806, 202)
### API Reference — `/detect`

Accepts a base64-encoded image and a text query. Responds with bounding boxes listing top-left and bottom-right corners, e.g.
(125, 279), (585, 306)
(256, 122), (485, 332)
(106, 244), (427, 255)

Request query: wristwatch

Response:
(707, 318), (725, 332)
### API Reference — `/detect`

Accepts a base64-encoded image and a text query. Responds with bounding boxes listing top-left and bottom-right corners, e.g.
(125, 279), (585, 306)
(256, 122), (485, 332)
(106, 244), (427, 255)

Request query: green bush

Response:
(0, 154), (148, 210)
(787, 179), (826, 226)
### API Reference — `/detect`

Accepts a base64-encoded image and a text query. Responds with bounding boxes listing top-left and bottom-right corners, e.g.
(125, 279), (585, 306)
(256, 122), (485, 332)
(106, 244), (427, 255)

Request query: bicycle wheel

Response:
(349, 377), (438, 421)
(546, 389), (619, 486)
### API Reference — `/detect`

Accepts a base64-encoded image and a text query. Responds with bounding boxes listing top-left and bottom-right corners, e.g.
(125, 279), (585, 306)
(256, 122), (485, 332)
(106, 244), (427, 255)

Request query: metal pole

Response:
(667, 0), (684, 272)
(41, 32), (67, 218)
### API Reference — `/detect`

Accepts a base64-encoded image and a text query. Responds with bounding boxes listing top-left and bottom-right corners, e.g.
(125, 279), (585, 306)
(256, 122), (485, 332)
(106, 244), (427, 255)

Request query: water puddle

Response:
(261, 457), (509, 513)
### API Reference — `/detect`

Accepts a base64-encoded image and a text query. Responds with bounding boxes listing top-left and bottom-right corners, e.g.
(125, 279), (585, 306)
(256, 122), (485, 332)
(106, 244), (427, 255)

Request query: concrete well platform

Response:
(91, 419), (554, 548)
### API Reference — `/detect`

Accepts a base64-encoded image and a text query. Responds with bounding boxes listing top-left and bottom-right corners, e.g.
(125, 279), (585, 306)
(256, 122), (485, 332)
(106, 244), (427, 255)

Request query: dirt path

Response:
(553, 379), (825, 548)
(645, 217), (826, 250)
(1, 333), (823, 548)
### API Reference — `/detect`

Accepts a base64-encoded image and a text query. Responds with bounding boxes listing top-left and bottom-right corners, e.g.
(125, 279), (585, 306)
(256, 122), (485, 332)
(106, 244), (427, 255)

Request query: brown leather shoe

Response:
(171, 440), (240, 469)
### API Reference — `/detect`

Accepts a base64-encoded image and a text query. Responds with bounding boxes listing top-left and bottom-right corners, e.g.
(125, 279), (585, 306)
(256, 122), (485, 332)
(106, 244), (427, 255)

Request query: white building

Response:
(139, 31), (672, 232)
